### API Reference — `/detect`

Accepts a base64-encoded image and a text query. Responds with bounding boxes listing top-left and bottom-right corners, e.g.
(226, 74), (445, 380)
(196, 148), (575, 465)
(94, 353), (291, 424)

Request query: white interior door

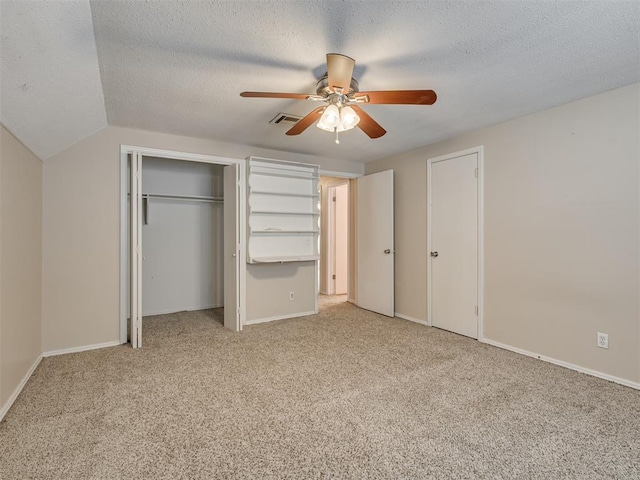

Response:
(130, 152), (143, 348)
(357, 170), (394, 316)
(430, 153), (478, 338)
(334, 184), (348, 294)
(223, 164), (241, 331)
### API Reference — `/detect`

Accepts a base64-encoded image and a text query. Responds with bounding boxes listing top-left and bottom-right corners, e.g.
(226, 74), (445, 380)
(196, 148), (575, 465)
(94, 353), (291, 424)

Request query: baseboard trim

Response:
(394, 312), (429, 326)
(0, 354), (43, 422)
(245, 310), (316, 326)
(142, 304), (224, 317)
(43, 340), (122, 358)
(347, 297), (356, 304)
(481, 338), (640, 390)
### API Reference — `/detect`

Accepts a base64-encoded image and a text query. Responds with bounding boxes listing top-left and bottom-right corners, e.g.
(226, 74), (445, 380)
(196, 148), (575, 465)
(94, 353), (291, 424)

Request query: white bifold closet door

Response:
(130, 152), (143, 348)
(223, 163), (241, 332)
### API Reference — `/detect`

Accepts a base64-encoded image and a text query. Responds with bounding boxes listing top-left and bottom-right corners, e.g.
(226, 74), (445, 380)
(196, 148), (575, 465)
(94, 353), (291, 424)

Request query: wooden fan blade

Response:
(286, 107), (324, 136)
(350, 105), (386, 139)
(326, 53), (355, 93)
(354, 90), (437, 105)
(240, 91), (310, 100)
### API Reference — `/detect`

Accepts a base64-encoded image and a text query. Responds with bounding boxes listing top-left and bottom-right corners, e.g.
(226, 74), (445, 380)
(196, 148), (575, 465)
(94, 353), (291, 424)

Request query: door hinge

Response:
(474, 168), (478, 179)
(332, 274), (336, 279)
(332, 196), (336, 202)
(475, 305), (478, 315)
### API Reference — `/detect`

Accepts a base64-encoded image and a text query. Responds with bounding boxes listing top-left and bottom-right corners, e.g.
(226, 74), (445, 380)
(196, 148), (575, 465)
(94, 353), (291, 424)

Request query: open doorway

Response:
(319, 176), (350, 306)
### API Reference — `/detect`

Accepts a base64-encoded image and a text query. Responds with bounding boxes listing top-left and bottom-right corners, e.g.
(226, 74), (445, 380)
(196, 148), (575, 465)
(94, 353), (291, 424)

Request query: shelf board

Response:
(250, 229), (319, 235)
(250, 169), (317, 180)
(250, 209), (319, 216)
(250, 189), (319, 198)
(249, 255), (320, 263)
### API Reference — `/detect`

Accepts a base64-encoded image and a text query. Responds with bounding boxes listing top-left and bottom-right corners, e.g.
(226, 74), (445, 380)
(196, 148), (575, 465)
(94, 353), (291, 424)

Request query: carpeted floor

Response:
(1, 295), (639, 479)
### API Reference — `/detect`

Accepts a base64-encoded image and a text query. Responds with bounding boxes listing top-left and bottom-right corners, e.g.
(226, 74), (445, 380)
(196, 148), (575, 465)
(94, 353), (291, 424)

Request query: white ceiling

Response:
(2, 1), (639, 162)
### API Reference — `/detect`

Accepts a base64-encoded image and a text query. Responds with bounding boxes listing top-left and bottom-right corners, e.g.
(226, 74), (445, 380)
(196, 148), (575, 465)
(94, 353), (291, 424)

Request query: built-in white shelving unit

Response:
(247, 157), (320, 264)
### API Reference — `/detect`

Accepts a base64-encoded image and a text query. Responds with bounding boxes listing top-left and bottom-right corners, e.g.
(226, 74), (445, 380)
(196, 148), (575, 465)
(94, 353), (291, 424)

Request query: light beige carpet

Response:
(1, 295), (639, 479)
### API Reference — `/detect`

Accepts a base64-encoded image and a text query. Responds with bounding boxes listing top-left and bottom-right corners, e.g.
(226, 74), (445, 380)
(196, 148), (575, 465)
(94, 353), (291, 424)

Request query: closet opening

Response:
(319, 176), (351, 307)
(140, 157), (224, 326)
(120, 147), (245, 348)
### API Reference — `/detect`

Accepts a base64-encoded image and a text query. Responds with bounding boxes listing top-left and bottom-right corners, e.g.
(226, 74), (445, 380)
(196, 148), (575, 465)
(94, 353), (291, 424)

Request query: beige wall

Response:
(43, 126), (359, 351)
(246, 263), (316, 321)
(366, 83), (640, 384)
(0, 124), (42, 409)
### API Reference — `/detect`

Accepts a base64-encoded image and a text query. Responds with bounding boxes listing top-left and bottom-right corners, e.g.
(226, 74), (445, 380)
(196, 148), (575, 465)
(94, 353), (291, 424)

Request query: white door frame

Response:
(318, 170), (360, 300)
(426, 146), (484, 340)
(119, 145), (247, 344)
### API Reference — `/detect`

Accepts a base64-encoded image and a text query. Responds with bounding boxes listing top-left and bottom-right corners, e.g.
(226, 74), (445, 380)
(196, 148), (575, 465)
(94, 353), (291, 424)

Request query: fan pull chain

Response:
(334, 128), (340, 144)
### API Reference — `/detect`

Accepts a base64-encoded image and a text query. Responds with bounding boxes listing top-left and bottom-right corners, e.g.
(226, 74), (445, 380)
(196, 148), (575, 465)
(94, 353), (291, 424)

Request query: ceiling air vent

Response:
(269, 113), (302, 126)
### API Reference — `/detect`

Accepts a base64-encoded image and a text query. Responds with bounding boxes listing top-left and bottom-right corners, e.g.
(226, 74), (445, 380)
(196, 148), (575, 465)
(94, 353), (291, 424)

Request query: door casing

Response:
(427, 146), (484, 340)
(119, 145), (246, 345)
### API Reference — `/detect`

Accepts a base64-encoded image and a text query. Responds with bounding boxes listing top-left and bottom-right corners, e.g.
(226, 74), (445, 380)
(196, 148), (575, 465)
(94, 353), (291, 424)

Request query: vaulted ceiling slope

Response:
(1, 1), (639, 162)
(0, 0), (107, 159)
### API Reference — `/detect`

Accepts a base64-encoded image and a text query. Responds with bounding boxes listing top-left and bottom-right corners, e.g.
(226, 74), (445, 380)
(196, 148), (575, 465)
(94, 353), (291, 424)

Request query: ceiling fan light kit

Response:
(316, 104), (340, 131)
(316, 104), (361, 144)
(240, 53), (437, 144)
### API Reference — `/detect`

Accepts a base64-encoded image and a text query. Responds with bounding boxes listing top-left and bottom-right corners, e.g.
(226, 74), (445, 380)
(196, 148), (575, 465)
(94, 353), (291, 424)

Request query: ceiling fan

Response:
(240, 53), (437, 144)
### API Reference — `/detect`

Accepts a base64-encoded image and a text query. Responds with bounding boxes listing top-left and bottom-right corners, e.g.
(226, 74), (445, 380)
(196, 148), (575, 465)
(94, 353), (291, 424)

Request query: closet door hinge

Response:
(475, 305), (478, 315)
(332, 196), (336, 202)
(474, 168), (478, 179)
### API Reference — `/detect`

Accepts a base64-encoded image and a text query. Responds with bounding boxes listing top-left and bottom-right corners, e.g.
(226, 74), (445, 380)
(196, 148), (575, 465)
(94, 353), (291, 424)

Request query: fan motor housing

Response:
(315, 74), (359, 97)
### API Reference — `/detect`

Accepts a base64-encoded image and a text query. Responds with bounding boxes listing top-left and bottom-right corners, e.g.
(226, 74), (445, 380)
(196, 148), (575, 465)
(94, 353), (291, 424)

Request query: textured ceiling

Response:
(2, 1), (639, 162)
(0, 0), (107, 159)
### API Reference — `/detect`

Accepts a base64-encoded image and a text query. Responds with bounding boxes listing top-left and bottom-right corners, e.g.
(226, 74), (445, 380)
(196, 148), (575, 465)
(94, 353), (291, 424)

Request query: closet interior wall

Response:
(141, 156), (224, 316)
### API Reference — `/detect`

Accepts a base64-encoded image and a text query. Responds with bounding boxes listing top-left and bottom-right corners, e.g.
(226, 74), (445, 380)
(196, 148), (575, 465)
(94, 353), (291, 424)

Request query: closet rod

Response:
(137, 194), (223, 225)
(143, 193), (223, 203)
(128, 193), (223, 203)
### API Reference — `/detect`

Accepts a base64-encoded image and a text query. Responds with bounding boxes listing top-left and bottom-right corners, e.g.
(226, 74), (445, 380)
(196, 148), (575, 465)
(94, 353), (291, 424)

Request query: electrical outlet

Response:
(289, 291), (295, 301)
(597, 332), (608, 349)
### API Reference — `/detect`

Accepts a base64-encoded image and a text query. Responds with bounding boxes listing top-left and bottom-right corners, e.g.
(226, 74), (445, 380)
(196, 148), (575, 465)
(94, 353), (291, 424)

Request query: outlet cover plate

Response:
(597, 332), (608, 349)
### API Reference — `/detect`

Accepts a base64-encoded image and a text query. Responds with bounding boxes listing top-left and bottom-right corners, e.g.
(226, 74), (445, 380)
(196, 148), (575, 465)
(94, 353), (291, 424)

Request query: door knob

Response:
(384, 249), (391, 254)
(430, 251), (438, 257)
